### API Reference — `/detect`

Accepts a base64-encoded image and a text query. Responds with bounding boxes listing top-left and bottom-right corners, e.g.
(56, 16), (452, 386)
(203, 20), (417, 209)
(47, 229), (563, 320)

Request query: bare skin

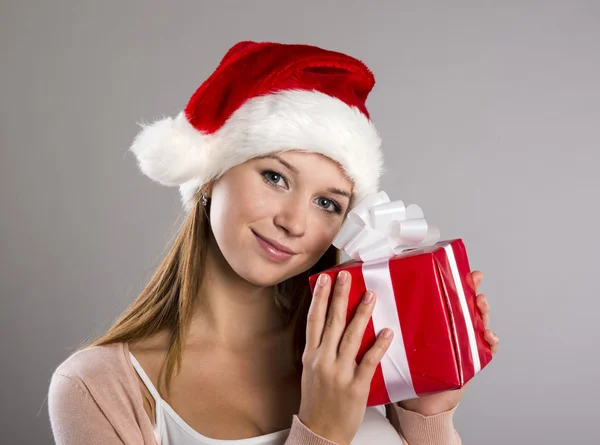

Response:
(130, 151), (352, 439)
(130, 324), (302, 438)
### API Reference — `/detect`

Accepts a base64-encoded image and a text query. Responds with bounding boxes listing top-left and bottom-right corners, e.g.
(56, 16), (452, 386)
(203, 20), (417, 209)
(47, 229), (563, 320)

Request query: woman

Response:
(48, 41), (499, 445)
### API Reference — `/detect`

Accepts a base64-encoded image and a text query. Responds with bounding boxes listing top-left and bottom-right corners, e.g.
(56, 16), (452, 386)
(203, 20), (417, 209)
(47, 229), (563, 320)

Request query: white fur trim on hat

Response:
(130, 89), (384, 212)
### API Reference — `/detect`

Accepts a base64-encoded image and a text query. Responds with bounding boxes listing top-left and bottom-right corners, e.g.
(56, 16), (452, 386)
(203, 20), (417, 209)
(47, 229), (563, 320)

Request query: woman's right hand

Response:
(297, 270), (394, 445)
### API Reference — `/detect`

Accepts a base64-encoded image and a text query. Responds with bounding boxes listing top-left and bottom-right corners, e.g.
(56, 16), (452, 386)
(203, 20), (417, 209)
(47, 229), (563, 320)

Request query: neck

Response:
(189, 231), (288, 352)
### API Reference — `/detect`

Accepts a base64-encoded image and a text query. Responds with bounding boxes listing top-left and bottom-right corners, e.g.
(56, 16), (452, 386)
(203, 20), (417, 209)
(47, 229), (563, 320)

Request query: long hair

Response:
(91, 193), (339, 394)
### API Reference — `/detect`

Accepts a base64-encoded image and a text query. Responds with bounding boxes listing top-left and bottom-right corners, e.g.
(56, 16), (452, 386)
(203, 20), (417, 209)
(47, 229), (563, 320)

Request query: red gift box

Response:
(309, 239), (492, 406)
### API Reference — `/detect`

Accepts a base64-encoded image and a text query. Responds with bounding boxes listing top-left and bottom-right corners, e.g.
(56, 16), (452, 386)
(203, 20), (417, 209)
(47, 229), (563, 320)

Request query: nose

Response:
(273, 194), (307, 237)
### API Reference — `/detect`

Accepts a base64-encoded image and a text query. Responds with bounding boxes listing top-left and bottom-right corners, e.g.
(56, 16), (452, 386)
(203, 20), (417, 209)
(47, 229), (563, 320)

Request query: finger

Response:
(320, 271), (352, 353)
(305, 273), (332, 350)
(484, 329), (499, 354)
(476, 294), (490, 329)
(338, 290), (377, 363)
(472, 270), (483, 294)
(355, 328), (394, 384)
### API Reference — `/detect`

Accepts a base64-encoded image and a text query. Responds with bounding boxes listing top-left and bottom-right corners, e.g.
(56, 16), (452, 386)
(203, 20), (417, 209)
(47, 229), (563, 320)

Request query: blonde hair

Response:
(91, 193), (339, 394)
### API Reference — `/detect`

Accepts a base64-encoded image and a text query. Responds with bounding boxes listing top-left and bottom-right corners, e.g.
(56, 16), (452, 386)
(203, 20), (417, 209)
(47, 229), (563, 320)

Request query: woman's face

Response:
(209, 151), (353, 287)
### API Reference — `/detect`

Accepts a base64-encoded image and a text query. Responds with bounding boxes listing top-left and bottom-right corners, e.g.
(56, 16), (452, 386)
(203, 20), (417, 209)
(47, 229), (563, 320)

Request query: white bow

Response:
(333, 191), (441, 262)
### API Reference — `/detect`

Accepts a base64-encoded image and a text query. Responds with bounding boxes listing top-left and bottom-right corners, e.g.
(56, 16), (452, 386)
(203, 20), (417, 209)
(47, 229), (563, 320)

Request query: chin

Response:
(234, 259), (306, 288)
(242, 268), (296, 288)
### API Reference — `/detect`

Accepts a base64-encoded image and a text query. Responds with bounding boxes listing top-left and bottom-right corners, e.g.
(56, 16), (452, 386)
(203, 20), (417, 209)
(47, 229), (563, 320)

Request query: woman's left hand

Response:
(396, 270), (499, 416)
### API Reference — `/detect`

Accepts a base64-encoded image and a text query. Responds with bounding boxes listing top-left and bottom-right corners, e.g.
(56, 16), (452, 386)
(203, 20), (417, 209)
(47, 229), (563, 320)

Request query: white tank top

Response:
(130, 353), (404, 445)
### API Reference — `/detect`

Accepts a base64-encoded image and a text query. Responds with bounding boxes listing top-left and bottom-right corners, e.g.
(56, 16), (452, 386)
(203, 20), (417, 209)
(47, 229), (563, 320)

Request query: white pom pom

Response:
(129, 112), (211, 186)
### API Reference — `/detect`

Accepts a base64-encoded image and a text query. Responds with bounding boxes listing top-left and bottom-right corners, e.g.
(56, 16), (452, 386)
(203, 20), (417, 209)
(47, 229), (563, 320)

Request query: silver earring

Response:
(201, 192), (208, 207)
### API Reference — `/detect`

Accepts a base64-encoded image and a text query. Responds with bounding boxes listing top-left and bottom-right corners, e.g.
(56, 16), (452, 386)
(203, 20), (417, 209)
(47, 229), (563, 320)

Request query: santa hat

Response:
(130, 41), (384, 211)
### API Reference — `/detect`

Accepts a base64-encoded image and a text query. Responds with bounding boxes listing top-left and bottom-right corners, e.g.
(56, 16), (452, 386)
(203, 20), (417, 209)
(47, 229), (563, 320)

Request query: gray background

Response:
(1, 1), (598, 444)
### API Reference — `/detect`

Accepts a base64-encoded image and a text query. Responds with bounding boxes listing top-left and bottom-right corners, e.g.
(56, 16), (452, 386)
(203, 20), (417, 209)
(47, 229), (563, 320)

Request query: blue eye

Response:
(261, 170), (343, 215)
(316, 197), (342, 215)
(262, 170), (287, 187)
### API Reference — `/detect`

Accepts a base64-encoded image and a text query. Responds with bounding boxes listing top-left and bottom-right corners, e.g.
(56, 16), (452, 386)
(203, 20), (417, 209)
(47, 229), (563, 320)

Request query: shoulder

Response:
(52, 342), (130, 384)
(48, 343), (157, 443)
(49, 342), (140, 411)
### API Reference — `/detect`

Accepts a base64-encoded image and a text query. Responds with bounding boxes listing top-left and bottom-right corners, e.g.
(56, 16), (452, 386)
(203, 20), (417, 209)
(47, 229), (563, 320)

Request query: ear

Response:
(201, 179), (216, 198)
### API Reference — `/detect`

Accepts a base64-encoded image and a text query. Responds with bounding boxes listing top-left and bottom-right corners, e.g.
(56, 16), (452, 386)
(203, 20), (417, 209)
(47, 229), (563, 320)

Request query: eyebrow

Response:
(326, 187), (352, 199)
(259, 154), (352, 199)
(262, 154), (300, 174)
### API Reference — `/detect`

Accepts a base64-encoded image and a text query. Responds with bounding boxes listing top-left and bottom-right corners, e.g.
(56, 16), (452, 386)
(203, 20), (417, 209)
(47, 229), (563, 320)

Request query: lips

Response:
(252, 230), (296, 254)
(252, 230), (297, 262)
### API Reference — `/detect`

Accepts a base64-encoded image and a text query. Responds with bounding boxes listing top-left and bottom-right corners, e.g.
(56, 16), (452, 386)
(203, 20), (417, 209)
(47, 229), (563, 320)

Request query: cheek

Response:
(278, 222), (339, 283)
(208, 181), (279, 272)
(301, 217), (341, 259)
(253, 194), (270, 215)
(211, 179), (273, 228)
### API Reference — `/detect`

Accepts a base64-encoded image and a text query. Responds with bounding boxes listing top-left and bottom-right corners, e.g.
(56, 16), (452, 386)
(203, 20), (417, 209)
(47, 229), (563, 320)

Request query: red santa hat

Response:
(130, 41), (384, 211)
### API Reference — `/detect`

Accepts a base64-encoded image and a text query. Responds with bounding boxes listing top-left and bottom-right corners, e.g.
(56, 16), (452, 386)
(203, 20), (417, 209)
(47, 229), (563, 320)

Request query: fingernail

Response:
(317, 274), (329, 286)
(362, 291), (374, 304)
(382, 329), (393, 339)
(337, 271), (348, 284)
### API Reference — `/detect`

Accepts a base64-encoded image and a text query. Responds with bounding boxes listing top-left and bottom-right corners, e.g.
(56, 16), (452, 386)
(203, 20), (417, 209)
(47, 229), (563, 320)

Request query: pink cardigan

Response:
(48, 343), (461, 444)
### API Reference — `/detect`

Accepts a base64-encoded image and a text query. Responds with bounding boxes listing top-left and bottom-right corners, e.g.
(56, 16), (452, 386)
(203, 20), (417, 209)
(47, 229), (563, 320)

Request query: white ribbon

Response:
(333, 191), (441, 261)
(362, 258), (418, 402)
(442, 242), (482, 376)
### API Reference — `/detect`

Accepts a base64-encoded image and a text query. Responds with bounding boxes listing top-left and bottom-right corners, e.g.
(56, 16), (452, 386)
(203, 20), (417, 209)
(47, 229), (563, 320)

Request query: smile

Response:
(251, 230), (296, 262)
